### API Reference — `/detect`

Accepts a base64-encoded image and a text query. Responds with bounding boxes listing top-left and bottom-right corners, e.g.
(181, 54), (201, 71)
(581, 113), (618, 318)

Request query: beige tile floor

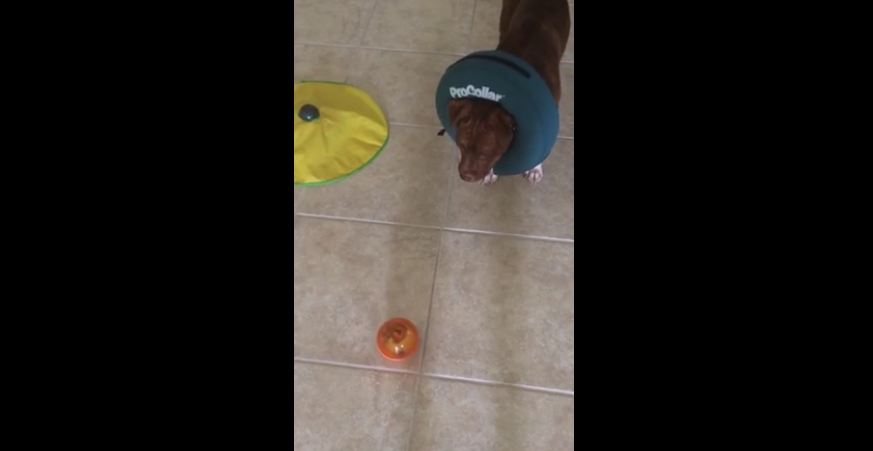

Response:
(294, 0), (574, 449)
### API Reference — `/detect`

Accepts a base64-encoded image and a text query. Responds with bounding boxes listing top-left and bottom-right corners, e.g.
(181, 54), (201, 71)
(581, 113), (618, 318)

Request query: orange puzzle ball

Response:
(376, 318), (419, 361)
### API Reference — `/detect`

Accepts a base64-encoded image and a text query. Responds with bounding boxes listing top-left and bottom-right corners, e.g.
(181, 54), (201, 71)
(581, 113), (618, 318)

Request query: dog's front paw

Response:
(481, 170), (498, 186)
(523, 164), (544, 185)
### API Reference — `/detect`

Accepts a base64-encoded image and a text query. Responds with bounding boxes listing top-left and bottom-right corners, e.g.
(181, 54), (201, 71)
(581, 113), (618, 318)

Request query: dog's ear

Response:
(448, 99), (472, 126)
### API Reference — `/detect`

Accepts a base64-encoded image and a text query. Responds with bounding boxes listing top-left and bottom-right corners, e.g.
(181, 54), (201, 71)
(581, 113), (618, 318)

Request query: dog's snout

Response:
(459, 160), (480, 182)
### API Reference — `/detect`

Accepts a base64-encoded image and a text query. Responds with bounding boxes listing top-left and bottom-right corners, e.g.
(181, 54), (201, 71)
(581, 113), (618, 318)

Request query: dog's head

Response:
(447, 98), (515, 182)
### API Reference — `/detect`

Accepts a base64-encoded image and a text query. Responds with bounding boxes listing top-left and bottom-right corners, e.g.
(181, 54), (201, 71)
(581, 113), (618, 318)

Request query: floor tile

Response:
(445, 138), (574, 239)
(422, 232), (574, 390)
(348, 51), (459, 126)
(408, 378), (574, 451)
(294, 217), (440, 369)
(363, 0), (476, 54)
(467, 0), (501, 52)
(294, 186), (304, 214)
(564, 3), (574, 62)
(294, 44), (357, 83)
(293, 0), (376, 45)
(297, 125), (456, 226)
(294, 362), (417, 451)
(559, 63), (574, 138)
(293, 44), (304, 80)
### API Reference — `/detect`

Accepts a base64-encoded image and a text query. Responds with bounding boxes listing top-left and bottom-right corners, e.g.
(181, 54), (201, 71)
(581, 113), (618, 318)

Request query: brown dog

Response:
(450, 0), (570, 185)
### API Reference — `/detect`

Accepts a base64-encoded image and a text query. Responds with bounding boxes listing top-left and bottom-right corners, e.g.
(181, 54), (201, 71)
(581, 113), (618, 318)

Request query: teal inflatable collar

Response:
(435, 50), (559, 176)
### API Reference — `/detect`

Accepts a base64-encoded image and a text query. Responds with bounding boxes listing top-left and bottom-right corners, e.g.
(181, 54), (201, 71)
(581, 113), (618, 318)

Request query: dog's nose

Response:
(460, 172), (477, 182)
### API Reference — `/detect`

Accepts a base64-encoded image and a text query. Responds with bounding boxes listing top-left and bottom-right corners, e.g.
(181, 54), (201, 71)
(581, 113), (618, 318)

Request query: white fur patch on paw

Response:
(523, 164), (544, 185)
(481, 170), (498, 186)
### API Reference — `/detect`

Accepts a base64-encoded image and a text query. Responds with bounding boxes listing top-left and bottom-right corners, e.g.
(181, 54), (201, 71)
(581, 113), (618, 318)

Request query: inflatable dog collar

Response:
(435, 50), (559, 176)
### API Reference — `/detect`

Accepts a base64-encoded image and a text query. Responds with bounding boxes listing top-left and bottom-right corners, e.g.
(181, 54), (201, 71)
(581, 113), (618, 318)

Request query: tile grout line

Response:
(344, 0), (383, 85)
(293, 357), (574, 398)
(401, 148), (460, 451)
(422, 372), (575, 397)
(389, 121), (442, 130)
(413, 133), (461, 375)
(294, 41), (575, 64)
(295, 213), (575, 244)
(358, 0), (381, 48)
(401, 163), (456, 451)
(446, 226), (574, 244)
(293, 356), (417, 376)
(296, 213), (441, 232)
(467, 0), (479, 47)
(295, 41), (465, 58)
(389, 121), (574, 140)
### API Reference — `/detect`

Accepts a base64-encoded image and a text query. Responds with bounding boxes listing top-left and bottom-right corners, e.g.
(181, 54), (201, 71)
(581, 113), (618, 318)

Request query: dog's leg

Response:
(481, 169), (499, 186)
(522, 164), (543, 184)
